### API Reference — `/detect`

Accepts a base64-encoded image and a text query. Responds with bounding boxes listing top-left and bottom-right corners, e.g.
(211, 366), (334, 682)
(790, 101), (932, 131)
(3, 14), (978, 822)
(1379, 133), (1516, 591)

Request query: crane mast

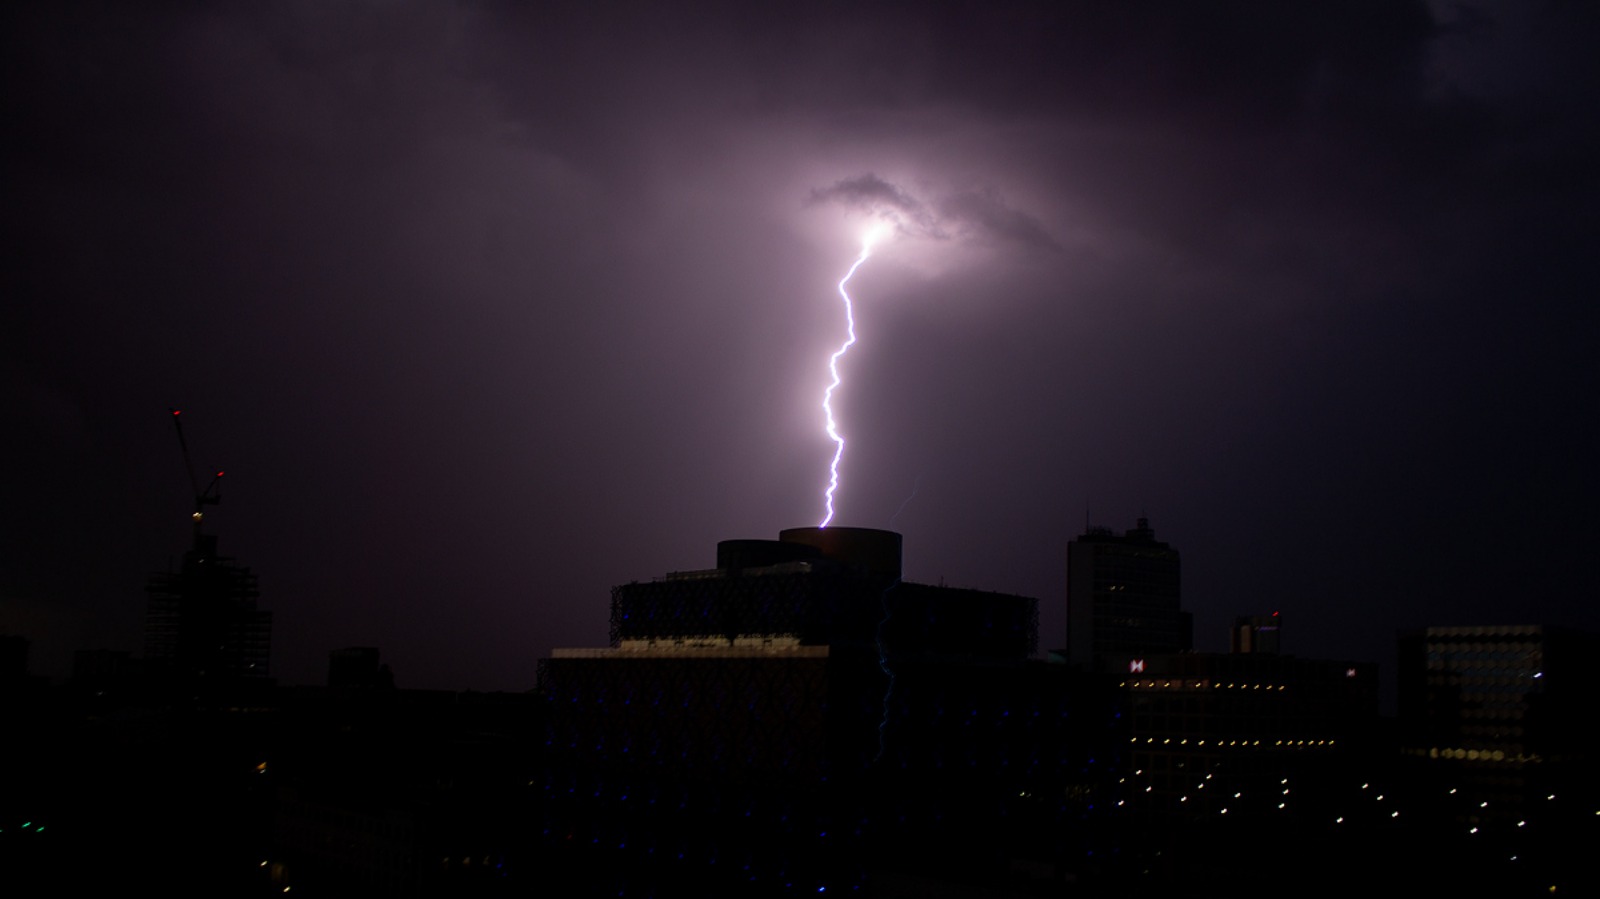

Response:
(168, 408), (224, 549)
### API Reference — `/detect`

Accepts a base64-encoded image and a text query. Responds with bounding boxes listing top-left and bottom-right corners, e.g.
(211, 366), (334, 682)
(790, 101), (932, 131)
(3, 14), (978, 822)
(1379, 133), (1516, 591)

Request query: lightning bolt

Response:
(820, 224), (888, 528)
(874, 575), (901, 765)
(888, 470), (925, 528)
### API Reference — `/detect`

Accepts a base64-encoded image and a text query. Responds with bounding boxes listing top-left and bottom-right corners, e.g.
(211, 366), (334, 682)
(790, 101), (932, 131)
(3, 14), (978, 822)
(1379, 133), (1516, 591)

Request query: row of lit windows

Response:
(1122, 680), (1287, 692)
(1426, 659), (1539, 671)
(1419, 746), (1543, 763)
(1129, 736), (1335, 748)
(1456, 708), (1527, 720)
(1426, 681), (1540, 695)
(1446, 696), (1539, 710)
(1426, 625), (1541, 638)
(1428, 647), (1540, 660)
(1427, 668), (1536, 681)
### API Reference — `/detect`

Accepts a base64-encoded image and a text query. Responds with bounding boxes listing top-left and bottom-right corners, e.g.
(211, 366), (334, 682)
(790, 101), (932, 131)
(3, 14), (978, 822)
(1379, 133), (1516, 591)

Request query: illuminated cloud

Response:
(808, 174), (1056, 252)
(935, 187), (1060, 252)
(808, 174), (943, 238)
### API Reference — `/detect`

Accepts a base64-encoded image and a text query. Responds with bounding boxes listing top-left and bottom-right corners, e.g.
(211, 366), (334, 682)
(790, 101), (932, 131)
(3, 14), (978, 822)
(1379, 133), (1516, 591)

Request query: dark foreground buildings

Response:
(1064, 521), (1380, 812)
(533, 525), (1600, 897)
(537, 526), (1129, 896)
(13, 517), (1597, 896)
(1398, 625), (1599, 827)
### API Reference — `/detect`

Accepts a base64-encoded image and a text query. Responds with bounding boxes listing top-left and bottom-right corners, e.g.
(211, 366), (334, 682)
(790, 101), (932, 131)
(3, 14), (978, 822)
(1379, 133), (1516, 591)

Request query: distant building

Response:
(1398, 624), (1598, 823)
(1065, 518), (1189, 670)
(144, 533), (271, 688)
(1231, 613), (1283, 654)
(72, 648), (137, 693)
(328, 647), (394, 690)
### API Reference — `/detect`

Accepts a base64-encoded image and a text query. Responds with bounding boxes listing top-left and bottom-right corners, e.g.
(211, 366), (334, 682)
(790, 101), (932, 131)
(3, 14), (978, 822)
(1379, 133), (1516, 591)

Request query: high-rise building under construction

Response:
(144, 533), (271, 686)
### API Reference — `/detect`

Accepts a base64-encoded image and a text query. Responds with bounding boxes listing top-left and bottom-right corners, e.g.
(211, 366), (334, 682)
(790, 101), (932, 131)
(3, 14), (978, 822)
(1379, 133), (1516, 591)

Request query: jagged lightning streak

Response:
(874, 574), (902, 765)
(888, 471), (925, 528)
(819, 223), (890, 528)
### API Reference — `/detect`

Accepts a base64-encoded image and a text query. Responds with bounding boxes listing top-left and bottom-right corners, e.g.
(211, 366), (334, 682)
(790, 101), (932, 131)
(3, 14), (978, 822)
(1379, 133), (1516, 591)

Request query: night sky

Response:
(5, 1), (1597, 693)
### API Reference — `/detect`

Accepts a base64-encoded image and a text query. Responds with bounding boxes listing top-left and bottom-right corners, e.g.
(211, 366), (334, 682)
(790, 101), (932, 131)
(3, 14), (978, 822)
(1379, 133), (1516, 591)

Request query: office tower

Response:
(1065, 517), (1189, 671)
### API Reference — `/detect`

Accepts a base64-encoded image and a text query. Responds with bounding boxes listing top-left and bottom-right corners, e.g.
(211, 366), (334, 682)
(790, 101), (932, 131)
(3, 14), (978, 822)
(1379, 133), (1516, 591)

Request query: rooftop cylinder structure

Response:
(778, 526), (902, 581)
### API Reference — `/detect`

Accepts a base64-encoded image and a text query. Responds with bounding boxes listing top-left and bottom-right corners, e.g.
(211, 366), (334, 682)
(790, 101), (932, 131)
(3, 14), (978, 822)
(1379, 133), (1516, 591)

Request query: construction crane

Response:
(168, 408), (224, 546)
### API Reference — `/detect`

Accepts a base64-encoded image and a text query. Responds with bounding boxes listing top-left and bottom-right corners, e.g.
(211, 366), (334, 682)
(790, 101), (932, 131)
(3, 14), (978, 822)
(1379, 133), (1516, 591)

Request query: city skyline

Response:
(5, 1), (1598, 691)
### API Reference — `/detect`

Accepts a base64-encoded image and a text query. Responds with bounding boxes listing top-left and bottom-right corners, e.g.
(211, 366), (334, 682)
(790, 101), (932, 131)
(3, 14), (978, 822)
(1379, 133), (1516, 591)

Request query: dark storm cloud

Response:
(934, 188), (1060, 252)
(697, 0), (1436, 126)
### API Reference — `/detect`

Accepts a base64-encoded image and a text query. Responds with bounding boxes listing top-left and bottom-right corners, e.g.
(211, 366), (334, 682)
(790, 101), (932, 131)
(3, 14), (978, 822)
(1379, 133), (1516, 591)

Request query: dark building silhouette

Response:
(144, 533), (272, 688)
(0, 633), (28, 687)
(537, 526), (1128, 896)
(1120, 649), (1378, 805)
(1398, 624), (1599, 824)
(71, 648), (137, 695)
(1231, 612), (1283, 654)
(1065, 517), (1189, 671)
(328, 647), (394, 690)
(269, 687), (538, 897)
